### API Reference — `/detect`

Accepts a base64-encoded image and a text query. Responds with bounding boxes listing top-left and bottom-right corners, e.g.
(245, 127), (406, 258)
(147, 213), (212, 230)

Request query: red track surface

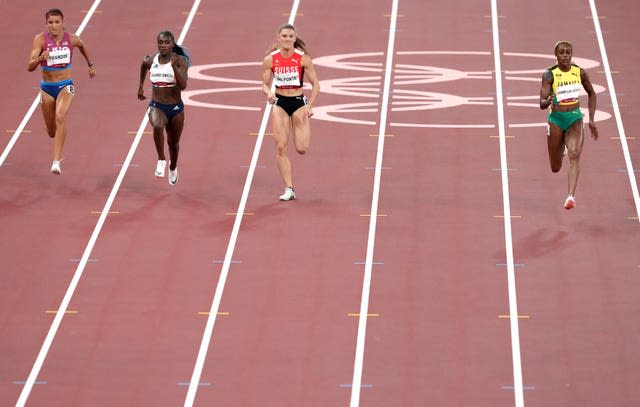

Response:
(1, 1), (639, 406)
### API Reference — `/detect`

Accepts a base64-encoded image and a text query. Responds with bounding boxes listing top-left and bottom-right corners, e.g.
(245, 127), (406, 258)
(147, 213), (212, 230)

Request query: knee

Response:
(567, 149), (581, 162)
(54, 115), (65, 128)
(167, 138), (179, 149)
(276, 143), (288, 156)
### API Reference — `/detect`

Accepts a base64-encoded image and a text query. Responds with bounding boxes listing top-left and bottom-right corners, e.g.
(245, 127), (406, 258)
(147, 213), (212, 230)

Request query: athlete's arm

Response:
(72, 34), (96, 78)
(581, 68), (599, 140)
(138, 55), (152, 100)
(261, 55), (276, 104)
(172, 54), (188, 90)
(27, 33), (45, 72)
(301, 53), (320, 117)
(539, 69), (554, 110)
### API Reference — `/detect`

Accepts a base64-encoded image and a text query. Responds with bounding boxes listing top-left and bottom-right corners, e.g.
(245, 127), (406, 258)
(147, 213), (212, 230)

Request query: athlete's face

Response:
(278, 29), (296, 50)
(555, 44), (573, 66)
(45, 14), (63, 36)
(157, 34), (175, 56)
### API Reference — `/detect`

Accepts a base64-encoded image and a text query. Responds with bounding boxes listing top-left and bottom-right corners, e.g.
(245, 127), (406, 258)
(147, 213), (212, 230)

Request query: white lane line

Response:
(0, 0), (102, 167)
(181, 1), (301, 406)
(13, 2), (201, 406)
(491, 1), (524, 406)
(349, 0), (398, 406)
(588, 0), (640, 220)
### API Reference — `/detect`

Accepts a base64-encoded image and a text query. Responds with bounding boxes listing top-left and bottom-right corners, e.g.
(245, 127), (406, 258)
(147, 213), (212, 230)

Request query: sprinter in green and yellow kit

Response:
(540, 41), (599, 210)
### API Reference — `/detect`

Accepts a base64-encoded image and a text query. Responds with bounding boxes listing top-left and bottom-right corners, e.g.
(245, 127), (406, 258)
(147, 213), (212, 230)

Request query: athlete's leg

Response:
(148, 107), (168, 161)
(272, 106), (293, 187)
(40, 91), (57, 139)
(165, 112), (184, 171)
(291, 107), (310, 155)
(564, 119), (585, 196)
(547, 122), (565, 173)
(51, 88), (74, 161)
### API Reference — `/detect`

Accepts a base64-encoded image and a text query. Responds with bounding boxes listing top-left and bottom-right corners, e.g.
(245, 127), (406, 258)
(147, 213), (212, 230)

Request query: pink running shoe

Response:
(564, 195), (576, 210)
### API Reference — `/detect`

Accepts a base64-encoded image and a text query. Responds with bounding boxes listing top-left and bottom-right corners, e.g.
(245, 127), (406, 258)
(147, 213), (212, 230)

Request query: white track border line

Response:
(13, 2), (201, 406)
(349, 0), (398, 406)
(491, 1), (524, 406)
(0, 0), (102, 167)
(588, 0), (640, 220)
(181, 1), (301, 405)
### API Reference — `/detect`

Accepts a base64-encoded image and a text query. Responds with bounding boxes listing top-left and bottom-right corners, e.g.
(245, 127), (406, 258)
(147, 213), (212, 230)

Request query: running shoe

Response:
(168, 167), (179, 185)
(564, 195), (576, 210)
(279, 187), (296, 201)
(155, 160), (166, 177)
(50, 160), (61, 175)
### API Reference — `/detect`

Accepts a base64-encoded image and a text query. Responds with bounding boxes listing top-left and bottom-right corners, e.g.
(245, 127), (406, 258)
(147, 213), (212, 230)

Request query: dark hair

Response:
(45, 8), (64, 19)
(554, 40), (572, 54)
(266, 23), (309, 54)
(157, 30), (192, 67)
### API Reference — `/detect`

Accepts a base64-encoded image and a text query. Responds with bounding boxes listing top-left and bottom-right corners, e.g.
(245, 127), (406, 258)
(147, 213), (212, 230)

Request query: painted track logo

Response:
(183, 51), (609, 128)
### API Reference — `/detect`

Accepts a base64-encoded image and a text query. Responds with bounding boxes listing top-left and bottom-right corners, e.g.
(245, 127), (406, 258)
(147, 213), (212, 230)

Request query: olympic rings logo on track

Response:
(182, 51), (610, 129)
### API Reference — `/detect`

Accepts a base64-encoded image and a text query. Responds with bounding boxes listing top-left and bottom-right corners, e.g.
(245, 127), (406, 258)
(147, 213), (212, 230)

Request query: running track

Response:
(1, 0), (639, 406)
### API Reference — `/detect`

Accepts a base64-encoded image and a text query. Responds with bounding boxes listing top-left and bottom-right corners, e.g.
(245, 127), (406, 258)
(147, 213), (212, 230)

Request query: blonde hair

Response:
(554, 40), (572, 53)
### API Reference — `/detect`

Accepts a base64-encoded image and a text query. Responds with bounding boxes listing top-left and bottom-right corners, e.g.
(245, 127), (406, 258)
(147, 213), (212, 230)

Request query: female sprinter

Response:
(138, 31), (190, 185)
(262, 24), (320, 201)
(540, 40), (599, 209)
(27, 8), (96, 175)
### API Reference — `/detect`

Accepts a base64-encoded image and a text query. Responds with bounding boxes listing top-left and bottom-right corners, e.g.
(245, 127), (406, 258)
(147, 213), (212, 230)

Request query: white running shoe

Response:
(50, 160), (61, 175)
(168, 167), (179, 185)
(155, 160), (166, 177)
(279, 187), (296, 201)
(564, 195), (576, 210)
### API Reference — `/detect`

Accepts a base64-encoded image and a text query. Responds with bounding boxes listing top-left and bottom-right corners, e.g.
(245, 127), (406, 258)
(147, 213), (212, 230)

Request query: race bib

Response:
(273, 67), (301, 88)
(47, 47), (71, 66)
(555, 83), (581, 104)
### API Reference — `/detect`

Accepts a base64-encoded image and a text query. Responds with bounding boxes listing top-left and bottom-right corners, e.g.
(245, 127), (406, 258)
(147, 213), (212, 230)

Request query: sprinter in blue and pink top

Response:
(27, 8), (96, 175)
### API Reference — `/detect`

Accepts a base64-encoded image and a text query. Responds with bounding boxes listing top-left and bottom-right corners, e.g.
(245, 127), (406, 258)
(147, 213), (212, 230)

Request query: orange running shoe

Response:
(564, 195), (576, 210)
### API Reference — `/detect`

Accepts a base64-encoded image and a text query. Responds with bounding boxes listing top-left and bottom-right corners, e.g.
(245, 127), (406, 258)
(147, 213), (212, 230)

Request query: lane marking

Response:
(225, 212), (255, 215)
(6, 130), (31, 133)
(0, 0), (102, 168)
(348, 313), (380, 317)
(588, 0), (640, 222)
(498, 315), (530, 319)
(14, 3), (199, 406)
(177, 381), (211, 386)
(91, 211), (119, 214)
(128, 131), (152, 135)
(197, 312), (229, 316)
(491, 2), (524, 406)
(183, 2), (300, 406)
(45, 310), (77, 314)
(350, 1), (398, 406)
(359, 213), (387, 217)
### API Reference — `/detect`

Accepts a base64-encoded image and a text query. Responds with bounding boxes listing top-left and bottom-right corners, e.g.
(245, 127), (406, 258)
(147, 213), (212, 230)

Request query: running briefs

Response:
(548, 108), (583, 132)
(40, 79), (74, 99)
(274, 94), (307, 117)
(149, 100), (185, 121)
